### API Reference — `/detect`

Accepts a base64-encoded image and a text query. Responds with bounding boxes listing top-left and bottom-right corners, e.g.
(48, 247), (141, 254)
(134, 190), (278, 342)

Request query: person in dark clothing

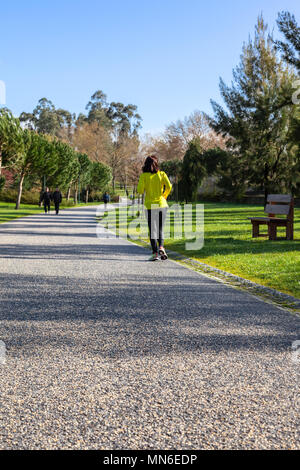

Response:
(52, 187), (62, 214)
(103, 192), (110, 210)
(40, 187), (52, 213)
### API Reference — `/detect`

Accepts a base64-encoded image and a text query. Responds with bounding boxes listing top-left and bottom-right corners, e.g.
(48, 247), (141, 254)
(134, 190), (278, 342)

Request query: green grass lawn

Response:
(0, 202), (44, 223)
(166, 203), (300, 299)
(0, 200), (103, 224)
(109, 202), (300, 299)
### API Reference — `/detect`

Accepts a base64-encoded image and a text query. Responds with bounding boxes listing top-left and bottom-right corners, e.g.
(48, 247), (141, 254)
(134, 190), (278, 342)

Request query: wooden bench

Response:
(248, 194), (294, 241)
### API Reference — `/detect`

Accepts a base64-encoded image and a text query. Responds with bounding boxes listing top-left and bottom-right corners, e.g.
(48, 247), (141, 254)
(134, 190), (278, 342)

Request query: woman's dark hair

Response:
(142, 155), (159, 174)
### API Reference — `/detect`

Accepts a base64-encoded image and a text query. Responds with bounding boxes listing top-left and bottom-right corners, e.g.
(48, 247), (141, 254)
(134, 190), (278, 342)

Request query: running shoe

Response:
(159, 247), (168, 260)
(149, 252), (160, 261)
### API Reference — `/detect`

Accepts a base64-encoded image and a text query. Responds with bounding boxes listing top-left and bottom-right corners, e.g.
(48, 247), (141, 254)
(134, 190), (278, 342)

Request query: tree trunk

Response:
(264, 163), (269, 207)
(67, 186), (71, 201)
(15, 172), (25, 210)
(74, 185), (78, 205)
(85, 188), (89, 203)
(112, 175), (115, 192)
(264, 187), (268, 208)
(0, 150), (2, 176)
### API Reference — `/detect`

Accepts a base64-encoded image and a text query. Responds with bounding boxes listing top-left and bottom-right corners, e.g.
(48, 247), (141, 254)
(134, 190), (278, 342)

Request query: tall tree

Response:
(89, 161), (112, 194)
(48, 140), (79, 195)
(275, 11), (300, 71)
(0, 109), (23, 176)
(181, 139), (207, 202)
(210, 16), (299, 201)
(73, 121), (112, 163)
(107, 102), (142, 137)
(160, 159), (182, 201)
(11, 131), (57, 209)
(85, 90), (111, 128)
(19, 98), (74, 137)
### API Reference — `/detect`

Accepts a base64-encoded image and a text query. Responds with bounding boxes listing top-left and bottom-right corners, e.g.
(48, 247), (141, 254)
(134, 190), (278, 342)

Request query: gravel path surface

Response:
(0, 205), (299, 450)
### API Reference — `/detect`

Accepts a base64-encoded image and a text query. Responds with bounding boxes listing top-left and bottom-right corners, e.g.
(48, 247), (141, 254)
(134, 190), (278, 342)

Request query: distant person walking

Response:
(40, 187), (52, 214)
(103, 191), (110, 210)
(52, 187), (62, 215)
(137, 155), (172, 261)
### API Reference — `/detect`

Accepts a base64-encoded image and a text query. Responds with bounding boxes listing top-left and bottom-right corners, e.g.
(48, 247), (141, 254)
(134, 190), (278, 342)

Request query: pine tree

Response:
(275, 11), (300, 71)
(210, 16), (299, 202)
(181, 139), (206, 202)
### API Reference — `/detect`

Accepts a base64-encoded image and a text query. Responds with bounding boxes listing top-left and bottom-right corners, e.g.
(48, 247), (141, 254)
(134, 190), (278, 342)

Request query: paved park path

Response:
(0, 205), (299, 449)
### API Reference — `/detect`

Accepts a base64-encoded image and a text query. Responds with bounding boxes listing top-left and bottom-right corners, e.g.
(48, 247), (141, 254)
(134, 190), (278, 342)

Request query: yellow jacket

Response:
(137, 171), (172, 209)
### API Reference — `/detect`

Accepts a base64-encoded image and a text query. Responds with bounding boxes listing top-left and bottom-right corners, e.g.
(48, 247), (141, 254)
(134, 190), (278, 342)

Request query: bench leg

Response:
(286, 222), (294, 241)
(252, 222), (259, 238)
(268, 222), (277, 241)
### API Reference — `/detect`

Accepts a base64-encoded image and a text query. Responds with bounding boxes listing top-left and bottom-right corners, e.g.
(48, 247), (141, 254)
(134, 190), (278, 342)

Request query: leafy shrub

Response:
(0, 189), (40, 205)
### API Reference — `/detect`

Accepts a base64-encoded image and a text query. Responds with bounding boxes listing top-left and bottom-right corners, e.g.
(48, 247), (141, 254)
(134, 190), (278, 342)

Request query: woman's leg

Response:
(147, 210), (158, 253)
(158, 209), (168, 259)
(158, 208), (167, 248)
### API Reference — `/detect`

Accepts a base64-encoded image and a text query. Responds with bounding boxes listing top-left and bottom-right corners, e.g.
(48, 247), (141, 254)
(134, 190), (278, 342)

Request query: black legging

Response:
(44, 201), (50, 213)
(54, 202), (60, 214)
(147, 208), (167, 253)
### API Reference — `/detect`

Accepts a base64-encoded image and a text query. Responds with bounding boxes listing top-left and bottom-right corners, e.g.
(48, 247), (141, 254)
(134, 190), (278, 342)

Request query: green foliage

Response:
(19, 98), (74, 136)
(90, 161), (112, 192)
(181, 139), (207, 201)
(0, 108), (24, 171)
(202, 148), (247, 200)
(160, 159), (182, 178)
(85, 90), (142, 137)
(210, 16), (299, 201)
(0, 188), (39, 204)
(47, 140), (78, 190)
(275, 11), (300, 71)
(77, 152), (92, 187)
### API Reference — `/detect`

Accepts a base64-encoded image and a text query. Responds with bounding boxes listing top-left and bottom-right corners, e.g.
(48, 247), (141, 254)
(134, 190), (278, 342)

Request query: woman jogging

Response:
(137, 155), (172, 261)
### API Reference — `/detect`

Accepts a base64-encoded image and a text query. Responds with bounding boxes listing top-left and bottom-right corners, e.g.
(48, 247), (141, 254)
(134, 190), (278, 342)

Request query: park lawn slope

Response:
(165, 203), (300, 299)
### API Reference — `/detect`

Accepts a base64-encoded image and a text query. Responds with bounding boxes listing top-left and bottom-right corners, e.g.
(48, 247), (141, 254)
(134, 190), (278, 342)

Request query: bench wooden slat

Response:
(267, 194), (292, 203)
(248, 217), (287, 222)
(265, 204), (290, 215)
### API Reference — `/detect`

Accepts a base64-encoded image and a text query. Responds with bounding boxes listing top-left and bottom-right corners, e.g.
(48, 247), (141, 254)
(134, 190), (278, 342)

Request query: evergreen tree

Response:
(210, 16), (299, 202)
(275, 11), (300, 71)
(0, 109), (23, 175)
(160, 159), (182, 201)
(12, 131), (57, 209)
(181, 139), (206, 202)
(90, 162), (112, 193)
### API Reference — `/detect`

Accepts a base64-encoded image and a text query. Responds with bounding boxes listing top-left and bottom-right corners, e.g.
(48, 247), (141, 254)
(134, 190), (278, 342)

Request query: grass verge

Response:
(102, 202), (300, 299)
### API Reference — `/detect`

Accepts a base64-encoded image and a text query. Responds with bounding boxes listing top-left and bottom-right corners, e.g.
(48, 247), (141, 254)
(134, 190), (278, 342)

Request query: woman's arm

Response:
(162, 172), (172, 199)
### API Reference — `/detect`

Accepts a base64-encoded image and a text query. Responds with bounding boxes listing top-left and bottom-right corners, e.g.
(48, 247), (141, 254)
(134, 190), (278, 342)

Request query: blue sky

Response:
(1, 0), (299, 135)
